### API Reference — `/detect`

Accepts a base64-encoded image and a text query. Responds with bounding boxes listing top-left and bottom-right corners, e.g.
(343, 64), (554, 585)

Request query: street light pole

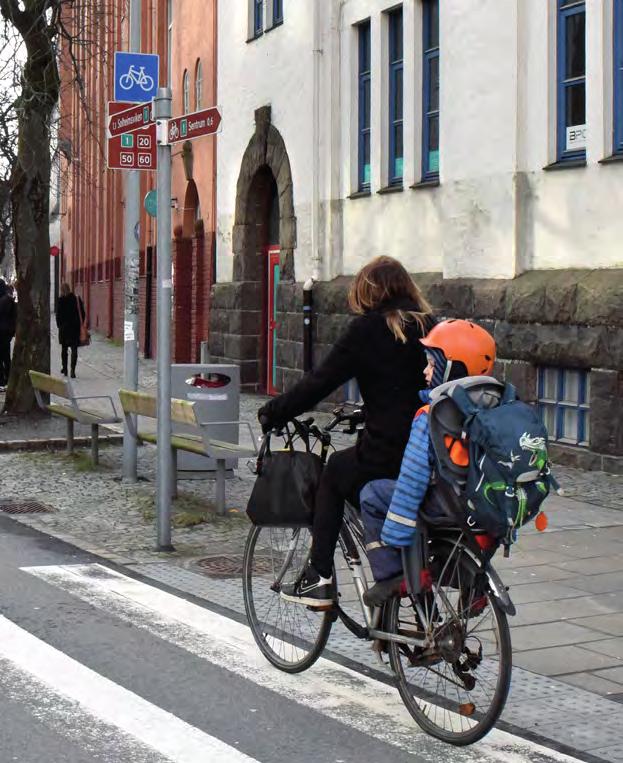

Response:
(154, 88), (174, 551)
(122, 0), (141, 482)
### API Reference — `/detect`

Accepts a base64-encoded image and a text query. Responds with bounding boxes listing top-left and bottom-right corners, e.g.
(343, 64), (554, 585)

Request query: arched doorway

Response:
(210, 105), (296, 392)
(182, 180), (200, 237)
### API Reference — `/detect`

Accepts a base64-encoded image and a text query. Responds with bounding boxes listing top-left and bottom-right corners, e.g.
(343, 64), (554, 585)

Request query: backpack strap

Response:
(447, 384), (479, 417)
(501, 383), (518, 404)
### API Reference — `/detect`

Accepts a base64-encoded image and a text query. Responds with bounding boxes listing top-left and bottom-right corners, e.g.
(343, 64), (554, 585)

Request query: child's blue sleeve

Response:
(381, 412), (431, 548)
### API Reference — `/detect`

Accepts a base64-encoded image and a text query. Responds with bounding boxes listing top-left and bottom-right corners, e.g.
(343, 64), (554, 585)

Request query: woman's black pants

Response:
(61, 344), (78, 375)
(311, 446), (391, 578)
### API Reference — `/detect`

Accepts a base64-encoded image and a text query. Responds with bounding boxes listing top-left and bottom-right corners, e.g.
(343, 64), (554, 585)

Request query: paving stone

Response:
(562, 571), (623, 595)
(503, 564), (580, 585)
(592, 745), (623, 763)
(583, 638), (623, 661)
(512, 595), (623, 627)
(507, 581), (591, 605)
(595, 666), (623, 684)
(552, 555), (623, 576)
(509, 621), (609, 652)
(570, 614), (623, 637)
(512, 644), (623, 675)
(556, 671), (623, 697)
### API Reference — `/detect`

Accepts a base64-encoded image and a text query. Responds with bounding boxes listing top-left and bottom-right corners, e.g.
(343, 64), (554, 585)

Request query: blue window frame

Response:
(273, 0), (283, 25)
(538, 367), (590, 447)
(422, 0), (439, 179)
(615, 0), (623, 153)
(388, 7), (404, 185)
(557, 0), (586, 161)
(358, 21), (371, 191)
(254, 0), (263, 36)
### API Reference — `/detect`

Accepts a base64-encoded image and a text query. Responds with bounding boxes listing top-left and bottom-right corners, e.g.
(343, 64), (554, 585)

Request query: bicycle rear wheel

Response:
(243, 525), (333, 673)
(386, 540), (512, 745)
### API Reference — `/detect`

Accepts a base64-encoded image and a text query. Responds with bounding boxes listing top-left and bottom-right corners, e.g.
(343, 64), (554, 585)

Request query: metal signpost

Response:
(152, 98), (222, 551)
(113, 44), (159, 484)
(106, 59), (221, 547)
(154, 89), (174, 550)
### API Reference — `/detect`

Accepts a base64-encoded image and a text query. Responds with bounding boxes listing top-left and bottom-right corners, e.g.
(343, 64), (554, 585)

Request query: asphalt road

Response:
(0, 516), (585, 763)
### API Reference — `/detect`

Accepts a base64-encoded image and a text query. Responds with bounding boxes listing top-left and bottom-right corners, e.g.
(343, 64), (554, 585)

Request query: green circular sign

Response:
(144, 190), (158, 218)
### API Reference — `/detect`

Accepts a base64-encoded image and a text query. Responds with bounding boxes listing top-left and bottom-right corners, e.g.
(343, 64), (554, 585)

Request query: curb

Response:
(0, 434), (125, 453)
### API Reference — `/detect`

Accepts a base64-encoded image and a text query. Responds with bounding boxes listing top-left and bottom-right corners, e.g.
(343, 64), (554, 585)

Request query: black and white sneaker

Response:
(280, 563), (335, 608)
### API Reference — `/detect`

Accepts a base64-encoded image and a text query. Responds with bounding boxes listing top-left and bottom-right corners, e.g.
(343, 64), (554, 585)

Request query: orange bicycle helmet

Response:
(421, 319), (496, 377)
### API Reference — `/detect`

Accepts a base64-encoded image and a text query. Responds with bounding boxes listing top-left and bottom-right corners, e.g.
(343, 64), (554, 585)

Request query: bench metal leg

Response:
(216, 459), (226, 516)
(66, 419), (74, 454)
(171, 448), (178, 499)
(91, 425), (99, 465)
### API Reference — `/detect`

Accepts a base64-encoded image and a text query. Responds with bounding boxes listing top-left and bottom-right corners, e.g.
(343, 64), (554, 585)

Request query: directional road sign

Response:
(107, 102), (157, 172)
(114, 52), (159, 103)
(108, 102), (153, 138)
(165, 106), (222, 145)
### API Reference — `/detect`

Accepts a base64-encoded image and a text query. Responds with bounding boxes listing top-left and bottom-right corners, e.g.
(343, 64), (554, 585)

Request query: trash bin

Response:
(171, 363), (240, 477)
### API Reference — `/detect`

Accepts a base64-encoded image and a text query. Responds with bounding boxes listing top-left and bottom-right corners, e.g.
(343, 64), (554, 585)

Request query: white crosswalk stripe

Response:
(0, 613), (259, 763)
(17, 563), (583, 763)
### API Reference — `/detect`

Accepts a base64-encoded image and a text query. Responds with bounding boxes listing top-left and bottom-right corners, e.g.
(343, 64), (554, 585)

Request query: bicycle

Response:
(119, 65), (155, 92)
(243, 405), (515, 746)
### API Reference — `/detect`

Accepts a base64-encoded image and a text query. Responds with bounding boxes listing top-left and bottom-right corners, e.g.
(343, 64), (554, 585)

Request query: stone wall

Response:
(209, 268), (623, 471)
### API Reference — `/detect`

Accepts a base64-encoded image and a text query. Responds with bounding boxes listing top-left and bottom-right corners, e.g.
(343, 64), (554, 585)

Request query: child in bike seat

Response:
(360, 319), (496, 607)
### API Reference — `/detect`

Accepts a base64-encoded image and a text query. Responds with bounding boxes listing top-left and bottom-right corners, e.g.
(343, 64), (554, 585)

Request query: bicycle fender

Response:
(485, 562), (516, 617)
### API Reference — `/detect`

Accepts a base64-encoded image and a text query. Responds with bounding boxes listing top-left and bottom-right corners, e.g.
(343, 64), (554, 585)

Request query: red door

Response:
(266, 246), (280, 395)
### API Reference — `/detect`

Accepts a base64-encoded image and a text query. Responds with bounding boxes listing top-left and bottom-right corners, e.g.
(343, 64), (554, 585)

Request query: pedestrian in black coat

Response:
(0, 279), (16, 388)
(56, 283), (86, 378)
(258, 256), (436, 607)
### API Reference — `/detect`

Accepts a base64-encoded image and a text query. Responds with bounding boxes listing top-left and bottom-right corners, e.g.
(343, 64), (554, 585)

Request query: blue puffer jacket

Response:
(380, 392), (433, 548)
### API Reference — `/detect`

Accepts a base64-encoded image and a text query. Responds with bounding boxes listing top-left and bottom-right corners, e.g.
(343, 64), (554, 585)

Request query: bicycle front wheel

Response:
(386, 541), (512, 745)
(242, 525), (332, 673)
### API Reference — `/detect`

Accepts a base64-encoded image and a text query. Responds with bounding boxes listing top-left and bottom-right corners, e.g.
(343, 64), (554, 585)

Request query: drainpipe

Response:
(311, 0), (322, 282)
(303, 276), (316, 371)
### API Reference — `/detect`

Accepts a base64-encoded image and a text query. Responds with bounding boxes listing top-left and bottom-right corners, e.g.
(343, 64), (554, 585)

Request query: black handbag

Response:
(246, 433), (323, 527)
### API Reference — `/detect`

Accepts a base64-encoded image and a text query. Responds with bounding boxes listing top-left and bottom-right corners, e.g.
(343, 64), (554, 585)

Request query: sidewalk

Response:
(2, 331), (623, 761)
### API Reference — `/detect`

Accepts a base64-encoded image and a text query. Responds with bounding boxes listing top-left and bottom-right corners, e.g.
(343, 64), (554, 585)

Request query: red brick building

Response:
(58, 0), (217, 361)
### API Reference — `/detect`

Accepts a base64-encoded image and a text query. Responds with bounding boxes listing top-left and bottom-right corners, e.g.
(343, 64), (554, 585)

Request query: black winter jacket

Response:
(0, 292), (16, 336)
(56, 293), (85, 347)
(261, 299), (435, 475)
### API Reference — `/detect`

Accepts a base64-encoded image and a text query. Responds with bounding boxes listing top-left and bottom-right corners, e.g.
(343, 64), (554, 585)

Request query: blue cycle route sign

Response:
(114, 52), (159, 103)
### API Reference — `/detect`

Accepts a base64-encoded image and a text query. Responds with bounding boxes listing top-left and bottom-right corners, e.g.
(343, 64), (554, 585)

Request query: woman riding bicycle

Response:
(258, 255), (435, 607)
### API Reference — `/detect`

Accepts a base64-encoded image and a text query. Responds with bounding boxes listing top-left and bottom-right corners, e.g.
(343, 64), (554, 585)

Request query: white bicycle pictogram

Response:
(119, 65), (155, 92)
(168, 122), (180, 141)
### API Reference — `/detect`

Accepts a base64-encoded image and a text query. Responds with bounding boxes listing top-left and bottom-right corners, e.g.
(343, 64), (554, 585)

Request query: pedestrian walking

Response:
(257, 255), (436, 607)
(56, 283), (86, 379)
(0, 278), (16, 390)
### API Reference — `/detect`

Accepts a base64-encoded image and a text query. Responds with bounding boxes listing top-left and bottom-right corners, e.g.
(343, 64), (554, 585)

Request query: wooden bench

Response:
(119, 389), (257, 514)
(29, 370), (121, 465)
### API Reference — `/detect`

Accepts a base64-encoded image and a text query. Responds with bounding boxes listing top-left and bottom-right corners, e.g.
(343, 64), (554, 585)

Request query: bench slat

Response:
(137, 431), (208, 456)
(48, 402), (111, 425)
(120, 389), (197, 426)
(29, 370), (70, 398)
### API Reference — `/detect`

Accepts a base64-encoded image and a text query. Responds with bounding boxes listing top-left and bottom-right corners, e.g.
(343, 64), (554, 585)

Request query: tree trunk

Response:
(4, 107), (52, 412)
(0, 2), (60, 414)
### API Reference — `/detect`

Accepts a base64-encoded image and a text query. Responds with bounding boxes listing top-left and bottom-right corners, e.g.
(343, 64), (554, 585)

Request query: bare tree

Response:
(0, 0), (60, 412)
(0, 1), (116, 413)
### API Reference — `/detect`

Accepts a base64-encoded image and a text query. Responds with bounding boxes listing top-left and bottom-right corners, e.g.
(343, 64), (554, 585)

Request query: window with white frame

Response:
(557, 0), (586, 161)
(195, 59), (203, 110)
(388, 7), (404, 185)
(183, 69), (190, 114)
(614, 0), (623, 153)
(358, 20), (371, 191)
(538, 367), (590, 447)
(422, 0), (439, 180)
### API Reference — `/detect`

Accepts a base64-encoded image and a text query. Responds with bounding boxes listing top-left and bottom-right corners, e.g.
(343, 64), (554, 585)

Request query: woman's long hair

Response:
(348, 256), (432, 343)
